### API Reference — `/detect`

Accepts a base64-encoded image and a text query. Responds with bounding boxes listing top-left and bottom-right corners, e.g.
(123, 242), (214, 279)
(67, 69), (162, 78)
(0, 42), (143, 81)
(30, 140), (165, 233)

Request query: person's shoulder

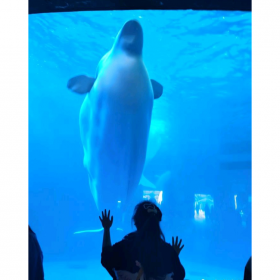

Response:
(123, 231), (137, 241)
(160, 240), (181, 260)
(160, 239), (175, 252)
(113, 231), (136, 247)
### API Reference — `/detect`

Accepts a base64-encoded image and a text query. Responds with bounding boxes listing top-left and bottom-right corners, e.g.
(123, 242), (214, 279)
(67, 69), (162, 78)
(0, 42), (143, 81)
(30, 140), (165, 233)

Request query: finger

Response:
(178, 239), (182, 247)
(99, 216), (102, 222)
(108, 210), (110, 218)
(176, 236), (178, 245)
(172, 237), (174, 246)
(180, 245), (184, 251)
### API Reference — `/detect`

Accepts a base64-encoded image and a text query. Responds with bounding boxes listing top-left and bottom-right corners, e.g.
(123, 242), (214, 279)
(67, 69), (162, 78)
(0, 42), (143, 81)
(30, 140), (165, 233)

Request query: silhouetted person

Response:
(243, 256), (251, 280)
(100, 201), (185, 280)
(29, 226), (44, 280)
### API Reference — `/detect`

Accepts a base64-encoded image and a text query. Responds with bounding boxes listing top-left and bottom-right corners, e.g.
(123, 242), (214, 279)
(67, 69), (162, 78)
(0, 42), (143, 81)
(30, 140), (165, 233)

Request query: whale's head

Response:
(113, 20), (143, 56)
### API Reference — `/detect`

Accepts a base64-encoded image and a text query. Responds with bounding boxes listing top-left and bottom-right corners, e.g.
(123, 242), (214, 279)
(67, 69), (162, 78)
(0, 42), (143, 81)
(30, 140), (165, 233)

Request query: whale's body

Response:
(80, 51), (153, 211)
(67, 20), (163, 213)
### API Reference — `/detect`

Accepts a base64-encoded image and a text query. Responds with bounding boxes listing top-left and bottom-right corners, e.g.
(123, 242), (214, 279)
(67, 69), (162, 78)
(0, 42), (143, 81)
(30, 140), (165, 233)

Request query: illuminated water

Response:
(29, 10), (251, 280)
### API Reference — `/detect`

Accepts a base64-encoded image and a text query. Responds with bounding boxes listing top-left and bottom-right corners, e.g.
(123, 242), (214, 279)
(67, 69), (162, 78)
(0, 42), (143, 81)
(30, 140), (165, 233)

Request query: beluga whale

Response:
(67, 20), (163, 217)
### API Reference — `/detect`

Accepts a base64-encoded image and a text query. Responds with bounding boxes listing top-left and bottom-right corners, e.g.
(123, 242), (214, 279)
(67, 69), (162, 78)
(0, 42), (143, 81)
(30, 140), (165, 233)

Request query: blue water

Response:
(29, 10), (251, 280)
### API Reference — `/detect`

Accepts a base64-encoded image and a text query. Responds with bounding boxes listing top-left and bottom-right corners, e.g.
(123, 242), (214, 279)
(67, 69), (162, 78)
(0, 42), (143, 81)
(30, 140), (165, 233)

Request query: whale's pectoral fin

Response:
(151, 79), (163, 99)
(67, 75), (96, 94)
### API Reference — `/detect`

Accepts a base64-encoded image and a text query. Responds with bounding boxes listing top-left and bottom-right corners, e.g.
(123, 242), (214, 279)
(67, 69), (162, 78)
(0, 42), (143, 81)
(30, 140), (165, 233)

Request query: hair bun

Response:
(147, 208), (158, 214)
(143, 202), (162, 221)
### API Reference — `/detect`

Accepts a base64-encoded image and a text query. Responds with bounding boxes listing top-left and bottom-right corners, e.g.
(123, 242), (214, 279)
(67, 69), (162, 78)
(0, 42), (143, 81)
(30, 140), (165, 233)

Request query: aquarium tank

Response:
(29, 10), (251, 280)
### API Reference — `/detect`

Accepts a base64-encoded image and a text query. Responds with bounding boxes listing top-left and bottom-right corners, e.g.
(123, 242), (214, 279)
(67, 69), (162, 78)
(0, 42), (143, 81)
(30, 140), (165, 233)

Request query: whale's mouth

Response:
(116, 20), (143, 55)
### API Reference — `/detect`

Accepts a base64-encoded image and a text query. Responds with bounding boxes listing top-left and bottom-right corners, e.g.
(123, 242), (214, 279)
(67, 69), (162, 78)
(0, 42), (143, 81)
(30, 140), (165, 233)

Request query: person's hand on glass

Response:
(99, 209), (113, 229)
(172, 236), (184, 255)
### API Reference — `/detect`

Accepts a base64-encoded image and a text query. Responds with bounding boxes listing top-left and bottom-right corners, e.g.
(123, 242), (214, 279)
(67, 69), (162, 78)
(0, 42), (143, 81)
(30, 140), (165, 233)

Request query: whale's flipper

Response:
(67, 75), (96, 94)
(151, 79), (163, 99)
(67, 75), (162, 98)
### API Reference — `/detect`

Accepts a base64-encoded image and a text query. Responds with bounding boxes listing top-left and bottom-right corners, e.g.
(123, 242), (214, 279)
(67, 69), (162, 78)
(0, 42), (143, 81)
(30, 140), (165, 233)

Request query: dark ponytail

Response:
(132, 201), (165, 279)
